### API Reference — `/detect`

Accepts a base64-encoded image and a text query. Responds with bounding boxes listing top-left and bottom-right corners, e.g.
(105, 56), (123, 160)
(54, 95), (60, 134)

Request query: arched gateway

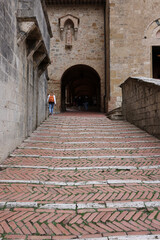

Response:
(61, 65), (101, 112)
(46, 0), (108, 113)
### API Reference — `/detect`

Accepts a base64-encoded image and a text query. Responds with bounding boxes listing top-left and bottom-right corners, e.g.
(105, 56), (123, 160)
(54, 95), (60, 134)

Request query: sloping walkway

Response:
(0, 112), (160, 240)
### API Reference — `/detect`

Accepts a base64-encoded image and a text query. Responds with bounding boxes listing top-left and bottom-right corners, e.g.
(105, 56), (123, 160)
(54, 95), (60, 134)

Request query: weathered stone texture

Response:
(17, 0), (51, 54)
(46, 0), (160, 112)
(121, 77), (160, 139)
(109, 0), (160, 111)
(0, 0), (51, 162)
(38, 72), (48, 124)
(47, 4), (105, 112)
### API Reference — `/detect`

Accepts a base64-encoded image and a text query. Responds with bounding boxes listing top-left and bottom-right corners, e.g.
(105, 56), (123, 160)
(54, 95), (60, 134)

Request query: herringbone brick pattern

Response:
(0, 183), (160, 203)
(0, 112), (160, 240)
(20, 141), (160, 149)
(0, 167), (160, 181)
(11, 147), (160, 157)
(4, 156), (160, 168)
(0, 208), (160, 237)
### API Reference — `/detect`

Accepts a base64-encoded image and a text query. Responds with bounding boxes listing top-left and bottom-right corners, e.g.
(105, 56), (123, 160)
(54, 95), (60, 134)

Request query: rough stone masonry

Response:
(46, 0), (160, 112)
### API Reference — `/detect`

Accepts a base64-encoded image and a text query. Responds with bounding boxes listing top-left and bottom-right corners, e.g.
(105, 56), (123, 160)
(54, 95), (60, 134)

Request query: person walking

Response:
(84, 96), (89, 111)
(47, 91), (56, 115)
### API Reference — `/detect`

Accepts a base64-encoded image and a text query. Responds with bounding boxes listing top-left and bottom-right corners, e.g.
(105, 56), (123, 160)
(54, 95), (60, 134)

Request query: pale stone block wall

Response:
(0, 0), (23, 161)
(47, 4), (105, 112)
(18, 0), (51, 55)
(121, 77), (160, 139)
(38, 73), (48, 125)
(109, 0), (160, 111)
(0, 0), (49, 162)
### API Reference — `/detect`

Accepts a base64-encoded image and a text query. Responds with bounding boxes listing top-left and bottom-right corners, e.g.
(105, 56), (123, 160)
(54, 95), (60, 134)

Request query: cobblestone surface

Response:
(0, 112), (160, 240)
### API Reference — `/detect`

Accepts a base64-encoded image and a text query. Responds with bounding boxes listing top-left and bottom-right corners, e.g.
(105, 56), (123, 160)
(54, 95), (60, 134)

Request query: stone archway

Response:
(61, 64), (101, 112)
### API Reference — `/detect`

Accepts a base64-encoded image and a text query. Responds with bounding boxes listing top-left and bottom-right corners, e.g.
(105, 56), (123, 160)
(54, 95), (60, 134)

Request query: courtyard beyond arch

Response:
(61, 64), (101, 112)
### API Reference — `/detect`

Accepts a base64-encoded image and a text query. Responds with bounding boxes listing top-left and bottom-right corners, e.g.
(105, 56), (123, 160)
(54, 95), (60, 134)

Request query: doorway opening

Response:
(61, 64), (101, 112)
(152, 46), (160, 78)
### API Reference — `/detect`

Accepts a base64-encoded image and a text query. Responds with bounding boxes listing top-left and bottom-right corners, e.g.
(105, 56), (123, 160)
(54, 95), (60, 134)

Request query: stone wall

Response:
(109, 0), (160, 111)
(38, 73), (49, 125)
(46, 0), (160, 113)
(0, 0), (51, 162)
(47, 4), (105, 112)
(121, 77), (160, 139)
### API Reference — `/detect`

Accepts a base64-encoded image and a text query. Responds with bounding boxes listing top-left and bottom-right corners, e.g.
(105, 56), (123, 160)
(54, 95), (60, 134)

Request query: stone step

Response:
(107, 107), (124, 120)
(0, 113), (160, 239)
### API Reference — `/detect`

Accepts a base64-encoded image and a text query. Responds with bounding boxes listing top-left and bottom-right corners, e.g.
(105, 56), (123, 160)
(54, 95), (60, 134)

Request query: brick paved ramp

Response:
(0, 112), (160, 240)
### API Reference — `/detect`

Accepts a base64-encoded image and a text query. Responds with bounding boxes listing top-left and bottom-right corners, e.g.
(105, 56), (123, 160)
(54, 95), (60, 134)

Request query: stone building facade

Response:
(0, 0), (52, 162)
(46, 0), (160, 112)
(109, 0), (160, 110)
(46, 1), (106, 112)
(46, 0), (106, 112)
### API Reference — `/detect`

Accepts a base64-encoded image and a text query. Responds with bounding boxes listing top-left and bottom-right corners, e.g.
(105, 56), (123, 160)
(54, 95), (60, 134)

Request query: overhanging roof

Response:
(45, 0), (105, 5)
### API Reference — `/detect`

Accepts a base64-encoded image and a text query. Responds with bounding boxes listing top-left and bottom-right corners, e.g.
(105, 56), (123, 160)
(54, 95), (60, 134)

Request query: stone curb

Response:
(33, 130), (144, 133)
(35, 130), (143, 133)
(29, 135), (151, 139)
(9, 154), (160, 159)
(1, 164), (160, 171)
(18, 146), (160, 150)
(24, 140), (160, 143)
(0, 201), (160, 210)
(64, 235), (160, 240)
(36, 126), (139, 130)
(0, 179), (160, 186)
(6, 202), (38, 208)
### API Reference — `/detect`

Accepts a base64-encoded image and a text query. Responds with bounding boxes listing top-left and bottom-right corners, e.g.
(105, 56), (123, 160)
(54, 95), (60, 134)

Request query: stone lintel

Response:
(27, 40), (43, 59)
(17, 18), (51, 74)
(34, 52), (47, 69)
(38, 57), (50, 76)
(17, 21), (37, 46)
(31, 42), (51, 74)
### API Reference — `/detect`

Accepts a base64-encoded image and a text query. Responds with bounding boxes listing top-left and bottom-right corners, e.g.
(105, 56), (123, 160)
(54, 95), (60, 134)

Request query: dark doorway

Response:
(152, 46), (160, 79)
(61, 65), (101, 112)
